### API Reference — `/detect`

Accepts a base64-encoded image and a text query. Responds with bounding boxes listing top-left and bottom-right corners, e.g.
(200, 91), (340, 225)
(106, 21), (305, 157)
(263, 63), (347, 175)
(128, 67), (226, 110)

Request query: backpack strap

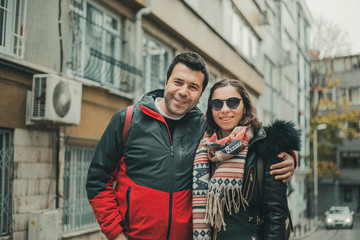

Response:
(123, 105), (134, 145)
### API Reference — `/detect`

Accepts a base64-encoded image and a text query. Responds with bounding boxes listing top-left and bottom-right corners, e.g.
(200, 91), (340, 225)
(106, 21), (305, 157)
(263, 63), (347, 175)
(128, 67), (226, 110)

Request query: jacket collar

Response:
(249, 127), (266, 147)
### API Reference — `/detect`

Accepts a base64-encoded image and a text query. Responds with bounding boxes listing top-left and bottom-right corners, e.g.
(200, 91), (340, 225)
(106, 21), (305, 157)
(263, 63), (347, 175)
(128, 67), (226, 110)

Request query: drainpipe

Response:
(276, 0), (282, 118)
(134, 0), (153, 104)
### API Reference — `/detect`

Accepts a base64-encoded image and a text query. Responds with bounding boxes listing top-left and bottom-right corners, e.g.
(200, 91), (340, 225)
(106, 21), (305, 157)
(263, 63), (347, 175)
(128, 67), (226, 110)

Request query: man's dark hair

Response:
(166, 52), (209, 93)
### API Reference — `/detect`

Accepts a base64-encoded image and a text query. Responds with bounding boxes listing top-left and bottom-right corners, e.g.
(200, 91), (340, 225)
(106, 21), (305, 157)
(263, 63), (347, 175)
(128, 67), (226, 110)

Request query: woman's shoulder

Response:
(253, 120), (301, 159)
(263, 120), (301, 151)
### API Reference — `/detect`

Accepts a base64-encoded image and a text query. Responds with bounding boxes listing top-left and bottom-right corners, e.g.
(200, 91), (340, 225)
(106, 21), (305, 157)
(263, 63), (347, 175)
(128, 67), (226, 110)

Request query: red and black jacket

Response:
(86, 89), (206, 240)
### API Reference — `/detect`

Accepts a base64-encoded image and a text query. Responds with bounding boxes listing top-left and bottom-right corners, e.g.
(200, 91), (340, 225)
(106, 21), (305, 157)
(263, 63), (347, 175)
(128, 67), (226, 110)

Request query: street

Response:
(302, 215), (360, 240)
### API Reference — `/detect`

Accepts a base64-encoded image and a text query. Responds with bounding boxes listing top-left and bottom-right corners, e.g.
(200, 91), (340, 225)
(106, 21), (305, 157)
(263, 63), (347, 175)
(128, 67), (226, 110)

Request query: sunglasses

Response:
(209, 97), (242, 111)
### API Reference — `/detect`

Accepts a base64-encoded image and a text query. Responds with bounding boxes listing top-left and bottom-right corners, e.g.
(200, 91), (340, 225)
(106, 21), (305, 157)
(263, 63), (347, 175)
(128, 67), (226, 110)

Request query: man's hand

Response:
(269, 152), (295, 183)
(114, 232), (127, 240)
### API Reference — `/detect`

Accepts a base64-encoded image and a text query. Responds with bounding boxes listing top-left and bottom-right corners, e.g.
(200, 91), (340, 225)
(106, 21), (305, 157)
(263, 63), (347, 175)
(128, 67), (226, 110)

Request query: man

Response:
(86, 52), (296, 240)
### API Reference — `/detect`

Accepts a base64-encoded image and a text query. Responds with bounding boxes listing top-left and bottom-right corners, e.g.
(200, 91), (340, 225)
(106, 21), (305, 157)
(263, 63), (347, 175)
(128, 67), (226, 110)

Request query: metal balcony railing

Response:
(67, 13), (141, 94)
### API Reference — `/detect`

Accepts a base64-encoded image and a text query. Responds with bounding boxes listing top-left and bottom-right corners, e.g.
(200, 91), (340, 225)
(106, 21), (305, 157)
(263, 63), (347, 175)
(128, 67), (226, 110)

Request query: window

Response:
(67, 0), (139, 93)
(349, 87), (360, 104)
(351, 56), (360, 69)
(259, 57), (276, 123)
(198, 73), (217, 113)
(341, 151), (360, 168)
(228, 5), (260, 66)
(0, 0), (26, 57)
(0, 128), (12, 236)
(63, 145), (97, 232)
(143, 35), (173, 94)
(333, 59), (345, 73)
(344, 187), (352, 202)
(341, 87), (360, 105)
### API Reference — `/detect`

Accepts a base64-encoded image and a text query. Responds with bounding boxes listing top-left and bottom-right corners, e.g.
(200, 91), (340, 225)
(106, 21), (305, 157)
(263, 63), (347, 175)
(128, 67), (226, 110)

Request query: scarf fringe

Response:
(205, 186), (249, 231)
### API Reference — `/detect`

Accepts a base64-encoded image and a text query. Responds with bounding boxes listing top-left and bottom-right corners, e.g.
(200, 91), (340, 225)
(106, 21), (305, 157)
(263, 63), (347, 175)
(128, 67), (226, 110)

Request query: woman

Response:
(193, 79), (300, 240)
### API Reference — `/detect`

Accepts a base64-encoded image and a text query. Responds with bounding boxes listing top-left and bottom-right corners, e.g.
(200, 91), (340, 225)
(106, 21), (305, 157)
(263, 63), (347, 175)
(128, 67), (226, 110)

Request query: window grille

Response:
(143, 35), (173, 94)
(63, 145), (97, 232)
(67, 0), (140, 93)
(0, 129), (12, 236)
(0, 0), (25, 57)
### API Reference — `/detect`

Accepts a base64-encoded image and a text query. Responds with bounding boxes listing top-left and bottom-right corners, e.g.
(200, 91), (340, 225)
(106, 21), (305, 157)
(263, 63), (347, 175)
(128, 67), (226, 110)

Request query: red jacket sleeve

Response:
(287, 150), (297, 169)
(86, 111), (125, 239)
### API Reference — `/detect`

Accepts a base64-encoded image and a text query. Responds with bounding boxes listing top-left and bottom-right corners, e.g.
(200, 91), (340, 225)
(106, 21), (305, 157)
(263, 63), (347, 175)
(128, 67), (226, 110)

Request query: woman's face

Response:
(211, 85), (245, 137)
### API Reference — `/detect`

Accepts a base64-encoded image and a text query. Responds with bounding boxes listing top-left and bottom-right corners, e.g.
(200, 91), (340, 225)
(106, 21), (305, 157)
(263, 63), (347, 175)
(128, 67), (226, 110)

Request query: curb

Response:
(293, 221), (322, 240)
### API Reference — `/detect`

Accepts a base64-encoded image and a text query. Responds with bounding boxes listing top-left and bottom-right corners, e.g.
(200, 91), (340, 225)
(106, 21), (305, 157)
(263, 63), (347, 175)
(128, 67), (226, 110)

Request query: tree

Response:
(309, 18), (360, 181)
(309, 17), (352, 59)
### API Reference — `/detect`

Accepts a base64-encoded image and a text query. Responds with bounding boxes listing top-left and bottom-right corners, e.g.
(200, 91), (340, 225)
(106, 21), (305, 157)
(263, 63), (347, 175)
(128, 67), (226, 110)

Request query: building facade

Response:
(255, 0), (312, 236)
(311, 54), (360, 214)
(0, 0), (310, 239)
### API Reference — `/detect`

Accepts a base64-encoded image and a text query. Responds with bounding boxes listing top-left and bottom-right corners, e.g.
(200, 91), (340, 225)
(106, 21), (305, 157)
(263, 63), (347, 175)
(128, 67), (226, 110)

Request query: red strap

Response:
(123, 105), (134, 145)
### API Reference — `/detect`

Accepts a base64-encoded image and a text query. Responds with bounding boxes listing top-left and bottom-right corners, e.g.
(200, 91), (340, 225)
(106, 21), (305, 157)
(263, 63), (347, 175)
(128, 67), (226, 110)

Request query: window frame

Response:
(67, 0), (138, 94)
(227, 4), (261, 66)
(0, 0), (26, 57)
(142, 34), (173, 94)
(62, 145), (97, 233)
(0, 128), (13, 237)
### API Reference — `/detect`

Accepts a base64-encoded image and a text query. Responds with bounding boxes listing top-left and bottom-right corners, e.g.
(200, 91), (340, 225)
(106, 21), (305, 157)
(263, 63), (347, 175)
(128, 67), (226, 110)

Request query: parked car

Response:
(325, 206), (354, 229)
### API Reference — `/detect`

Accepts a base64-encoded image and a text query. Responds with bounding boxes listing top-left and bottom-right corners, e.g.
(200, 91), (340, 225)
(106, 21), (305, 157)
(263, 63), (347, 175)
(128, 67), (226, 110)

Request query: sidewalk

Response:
(293, 218), (322, 240)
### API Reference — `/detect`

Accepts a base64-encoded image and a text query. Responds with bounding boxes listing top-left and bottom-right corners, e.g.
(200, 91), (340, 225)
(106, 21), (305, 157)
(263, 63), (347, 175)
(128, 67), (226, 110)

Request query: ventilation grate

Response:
(32, 77), (47, 118)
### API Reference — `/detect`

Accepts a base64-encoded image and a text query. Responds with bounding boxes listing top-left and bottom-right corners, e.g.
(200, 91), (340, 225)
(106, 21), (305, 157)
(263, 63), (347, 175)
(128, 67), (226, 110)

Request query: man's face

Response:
(162, 63), (204, 118)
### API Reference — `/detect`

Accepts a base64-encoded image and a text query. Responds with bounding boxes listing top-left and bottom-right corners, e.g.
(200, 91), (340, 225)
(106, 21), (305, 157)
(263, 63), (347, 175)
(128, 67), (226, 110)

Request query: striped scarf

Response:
(193, 126), (253, 239)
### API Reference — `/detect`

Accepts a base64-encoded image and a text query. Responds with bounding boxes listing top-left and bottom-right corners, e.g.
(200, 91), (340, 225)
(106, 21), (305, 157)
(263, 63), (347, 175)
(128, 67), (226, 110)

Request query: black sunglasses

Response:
(209, 97), (242, 111)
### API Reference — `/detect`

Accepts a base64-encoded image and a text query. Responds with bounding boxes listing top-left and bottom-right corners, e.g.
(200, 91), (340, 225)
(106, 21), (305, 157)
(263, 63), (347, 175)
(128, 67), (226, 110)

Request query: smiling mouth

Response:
(174, 97), (189, 106)
(220, 116), (234, 121)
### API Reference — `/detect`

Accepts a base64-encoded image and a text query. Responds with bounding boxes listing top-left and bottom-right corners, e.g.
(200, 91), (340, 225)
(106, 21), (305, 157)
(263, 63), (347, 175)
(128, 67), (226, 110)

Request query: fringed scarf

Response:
(193, 126), (253, 240)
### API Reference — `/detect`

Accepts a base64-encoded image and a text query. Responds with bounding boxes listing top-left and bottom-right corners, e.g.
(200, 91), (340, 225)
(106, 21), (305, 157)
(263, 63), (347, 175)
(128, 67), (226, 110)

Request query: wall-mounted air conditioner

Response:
(28, 74), (82, 125)
(28, 210), (60, 240)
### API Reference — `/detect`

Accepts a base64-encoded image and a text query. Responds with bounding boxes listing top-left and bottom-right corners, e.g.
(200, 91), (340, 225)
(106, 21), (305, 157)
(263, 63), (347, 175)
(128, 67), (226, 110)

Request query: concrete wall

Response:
(12, 128), (57, 239)
(24, 0), (61, 72)
(0, 65), (32, 129)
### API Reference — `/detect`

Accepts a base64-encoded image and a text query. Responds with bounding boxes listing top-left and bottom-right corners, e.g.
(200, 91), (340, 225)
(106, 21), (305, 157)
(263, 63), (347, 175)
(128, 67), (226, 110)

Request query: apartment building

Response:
(255, 0), (312, 236)
(311, 54), (360, 213)
(0, 0), (310, 239)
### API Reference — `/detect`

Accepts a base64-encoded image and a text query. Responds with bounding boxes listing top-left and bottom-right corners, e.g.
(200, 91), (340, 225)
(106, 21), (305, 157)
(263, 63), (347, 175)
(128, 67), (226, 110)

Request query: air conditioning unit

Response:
(29, 74), (82, 125)
(28, 210), (60, 240)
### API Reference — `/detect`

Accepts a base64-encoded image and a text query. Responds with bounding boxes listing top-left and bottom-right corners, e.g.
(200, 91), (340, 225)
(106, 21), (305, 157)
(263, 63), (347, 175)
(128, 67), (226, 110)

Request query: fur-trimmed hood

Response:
(256, 120), (301, 159)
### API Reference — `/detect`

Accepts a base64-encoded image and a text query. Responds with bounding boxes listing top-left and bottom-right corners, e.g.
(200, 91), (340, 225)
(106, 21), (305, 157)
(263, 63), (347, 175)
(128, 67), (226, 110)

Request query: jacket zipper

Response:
(141, 106), (175, 239)
(162, 122), (173, 240)
(166, 145), (174, 240)
(245, 167), (255, 199)
(125, 187), (131, 236)
(244, 129), (266, 201)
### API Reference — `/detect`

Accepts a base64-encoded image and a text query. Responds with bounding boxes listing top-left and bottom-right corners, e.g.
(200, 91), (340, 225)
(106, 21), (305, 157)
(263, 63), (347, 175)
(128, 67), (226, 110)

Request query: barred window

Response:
(67, 0), (139, 93)
(0, 128), (12, 236)
(63, 145), (97, 232)
(0, 0), (26, 57)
